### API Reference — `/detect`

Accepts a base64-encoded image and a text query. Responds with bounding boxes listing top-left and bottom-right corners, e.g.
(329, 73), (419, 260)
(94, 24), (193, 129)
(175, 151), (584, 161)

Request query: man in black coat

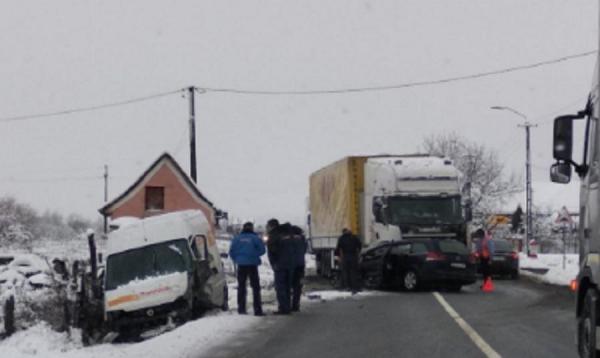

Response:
(336, 228), (362, 293)
(290, 225), (308, 312)
(266, 219), (295, 314)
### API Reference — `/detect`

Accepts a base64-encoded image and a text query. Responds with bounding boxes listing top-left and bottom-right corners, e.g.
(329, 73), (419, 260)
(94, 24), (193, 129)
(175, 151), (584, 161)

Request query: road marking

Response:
(433, 292), (501, 358)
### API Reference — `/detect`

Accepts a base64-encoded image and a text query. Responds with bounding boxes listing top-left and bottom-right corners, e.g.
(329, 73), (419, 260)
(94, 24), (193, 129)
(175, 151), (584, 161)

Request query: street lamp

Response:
(490, 106), (537, 256)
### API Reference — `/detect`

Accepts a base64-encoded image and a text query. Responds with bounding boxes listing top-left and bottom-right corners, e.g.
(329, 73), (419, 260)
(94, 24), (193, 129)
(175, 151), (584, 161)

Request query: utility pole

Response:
(490, 106), (537, 255)
(103, 165), (108, 234)
(519, 121), (538, 255)
(188, 86), (197, 183)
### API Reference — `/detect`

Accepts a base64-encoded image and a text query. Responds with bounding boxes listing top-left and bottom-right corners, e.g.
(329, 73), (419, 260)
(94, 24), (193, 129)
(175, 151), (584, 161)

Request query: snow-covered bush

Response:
(0, 196), (99, 251)
(0, 254), (70, 336)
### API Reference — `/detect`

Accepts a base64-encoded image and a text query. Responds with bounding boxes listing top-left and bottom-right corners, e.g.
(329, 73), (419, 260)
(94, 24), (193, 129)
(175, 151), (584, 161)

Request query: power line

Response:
(0, 88), (186, 123)
(0, 175), (103, 183)
(197, 50), (596, 95)
(0, 50), (595, 123)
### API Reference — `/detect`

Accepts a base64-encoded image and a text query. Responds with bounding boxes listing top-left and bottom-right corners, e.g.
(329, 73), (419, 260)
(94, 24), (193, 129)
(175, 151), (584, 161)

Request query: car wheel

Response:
(221, 285), (229, 311)
(402, 270), (418, 292)
(447, 284), (462, 292)
(578, 290), (599, 358)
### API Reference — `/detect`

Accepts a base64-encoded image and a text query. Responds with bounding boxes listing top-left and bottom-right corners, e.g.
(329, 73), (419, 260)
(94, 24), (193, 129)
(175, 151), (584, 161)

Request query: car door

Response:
(361, 242), (391, 279)
(386, 242), (411, 284)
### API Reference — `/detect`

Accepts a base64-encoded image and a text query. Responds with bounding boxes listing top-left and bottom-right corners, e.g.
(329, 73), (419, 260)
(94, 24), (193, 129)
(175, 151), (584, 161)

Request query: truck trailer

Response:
(308, 155), (470, 277)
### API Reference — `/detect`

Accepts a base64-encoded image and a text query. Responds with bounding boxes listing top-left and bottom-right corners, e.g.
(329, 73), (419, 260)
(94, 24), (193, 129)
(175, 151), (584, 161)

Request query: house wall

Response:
(108, 163), (215, 223)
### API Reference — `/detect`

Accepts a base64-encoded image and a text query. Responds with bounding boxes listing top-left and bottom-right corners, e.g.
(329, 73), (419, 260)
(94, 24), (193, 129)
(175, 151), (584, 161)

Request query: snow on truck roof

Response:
(367, 156), (461, 180)
(107, 210), (211, 255)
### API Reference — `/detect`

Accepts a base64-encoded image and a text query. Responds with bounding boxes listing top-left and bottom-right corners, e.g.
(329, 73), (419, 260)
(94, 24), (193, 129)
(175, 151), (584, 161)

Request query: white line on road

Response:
(432, 292), (501, 358)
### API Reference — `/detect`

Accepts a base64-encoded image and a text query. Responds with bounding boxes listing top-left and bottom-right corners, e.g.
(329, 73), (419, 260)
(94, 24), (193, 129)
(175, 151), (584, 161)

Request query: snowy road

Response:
(205, 278), (576, 358)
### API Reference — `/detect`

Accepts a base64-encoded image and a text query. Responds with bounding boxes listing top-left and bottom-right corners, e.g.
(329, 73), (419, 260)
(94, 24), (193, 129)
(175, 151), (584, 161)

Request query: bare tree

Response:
(421, 132), (520, 222)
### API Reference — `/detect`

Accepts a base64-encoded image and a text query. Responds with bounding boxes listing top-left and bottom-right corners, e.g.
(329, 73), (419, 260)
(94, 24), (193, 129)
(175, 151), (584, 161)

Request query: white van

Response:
(103, 210), (227, 335)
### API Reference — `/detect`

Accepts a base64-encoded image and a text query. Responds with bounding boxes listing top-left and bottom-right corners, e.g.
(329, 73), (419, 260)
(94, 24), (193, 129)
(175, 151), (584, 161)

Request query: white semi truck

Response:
(308, 155), (471, 277)
(103, 210), (228, 336)
(550, 48), (600, 356)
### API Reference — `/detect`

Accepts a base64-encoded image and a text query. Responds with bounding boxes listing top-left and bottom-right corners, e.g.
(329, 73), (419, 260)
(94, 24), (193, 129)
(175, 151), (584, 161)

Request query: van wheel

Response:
(221, 286), (229, 311)
(402, 270), (419, 292)
(579, 290), (600, 358)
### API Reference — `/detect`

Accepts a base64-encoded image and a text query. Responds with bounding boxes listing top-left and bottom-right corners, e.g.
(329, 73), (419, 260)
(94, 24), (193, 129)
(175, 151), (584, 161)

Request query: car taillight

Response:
(570, 279), (578, 292)
(511, 252), (519, 260)
(426, 251), (446, 261)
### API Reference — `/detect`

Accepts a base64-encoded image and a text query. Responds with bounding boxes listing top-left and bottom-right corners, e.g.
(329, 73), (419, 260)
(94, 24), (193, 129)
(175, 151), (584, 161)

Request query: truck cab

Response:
(365, 156), (468, 244)
(550, 61), (599, 357)
(103, 210), (227, 336)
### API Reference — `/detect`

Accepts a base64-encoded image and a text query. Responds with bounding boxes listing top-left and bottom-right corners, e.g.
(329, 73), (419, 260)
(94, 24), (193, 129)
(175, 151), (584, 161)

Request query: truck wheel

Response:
(402, 270), (419, 292)
(221, 286), (229, 311)
(579, 290), (599, 358)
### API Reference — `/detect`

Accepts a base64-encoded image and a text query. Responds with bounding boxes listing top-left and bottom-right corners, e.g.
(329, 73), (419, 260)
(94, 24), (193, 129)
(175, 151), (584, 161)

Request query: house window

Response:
(145, 186), (164, 210)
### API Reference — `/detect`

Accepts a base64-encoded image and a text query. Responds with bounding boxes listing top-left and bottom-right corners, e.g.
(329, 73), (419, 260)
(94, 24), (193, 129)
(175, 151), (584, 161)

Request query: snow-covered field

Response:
(0, 249), (376, 358)
(519, 253), (578, 286)
(1, 284), (374, 358)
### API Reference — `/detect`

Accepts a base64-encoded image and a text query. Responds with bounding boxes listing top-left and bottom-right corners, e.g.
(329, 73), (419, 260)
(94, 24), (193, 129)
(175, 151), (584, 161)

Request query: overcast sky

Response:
(0, 1), (596, 224)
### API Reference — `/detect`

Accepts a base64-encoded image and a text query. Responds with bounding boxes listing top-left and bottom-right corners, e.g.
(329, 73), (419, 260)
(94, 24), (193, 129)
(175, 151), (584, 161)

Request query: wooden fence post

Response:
(4, 295), (15, 337)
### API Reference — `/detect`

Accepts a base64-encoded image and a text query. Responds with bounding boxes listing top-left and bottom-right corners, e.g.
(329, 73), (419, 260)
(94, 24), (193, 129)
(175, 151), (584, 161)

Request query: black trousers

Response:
(274, 269), (293, 313)
(237, 265), (262, 314)
(291, 266), (305, 311)
(341, 257), (360, 292)
(480, 258), (491, 281)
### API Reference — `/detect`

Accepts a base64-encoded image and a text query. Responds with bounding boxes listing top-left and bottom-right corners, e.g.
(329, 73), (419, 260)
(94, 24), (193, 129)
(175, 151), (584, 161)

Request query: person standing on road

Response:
(475, 228), (495, 288)
(336, 228), (362, 294)
(229, 222), (266, 316)
(291, 225), (308, 312)
(266, 219), (296, 314)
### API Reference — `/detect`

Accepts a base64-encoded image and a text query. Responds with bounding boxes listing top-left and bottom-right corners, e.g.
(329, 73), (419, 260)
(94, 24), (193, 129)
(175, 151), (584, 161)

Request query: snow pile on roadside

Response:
(0, 314), (259, 358)
(0, 323), (82, 356)
(519, 253), (578, 286)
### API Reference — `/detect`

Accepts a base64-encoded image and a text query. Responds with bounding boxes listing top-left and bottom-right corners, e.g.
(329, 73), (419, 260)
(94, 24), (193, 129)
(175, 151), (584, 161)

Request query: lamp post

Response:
(490, 106), (537, 255)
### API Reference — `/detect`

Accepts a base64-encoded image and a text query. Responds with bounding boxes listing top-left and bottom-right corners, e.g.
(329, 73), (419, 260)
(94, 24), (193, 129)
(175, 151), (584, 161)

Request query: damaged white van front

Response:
(104, 210), (227, 335)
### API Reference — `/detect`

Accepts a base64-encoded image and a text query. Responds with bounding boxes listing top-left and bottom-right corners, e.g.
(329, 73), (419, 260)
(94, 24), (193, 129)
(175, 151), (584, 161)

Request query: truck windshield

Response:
(385, 196), (463, 225)
(105, 239), (193, 291)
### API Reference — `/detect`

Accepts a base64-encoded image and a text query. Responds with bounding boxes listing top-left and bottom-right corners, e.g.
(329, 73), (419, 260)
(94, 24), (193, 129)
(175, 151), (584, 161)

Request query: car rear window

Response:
(492, 240), (512, 252)
(410, 242), (429, 254)
(438, 240), (468, 255)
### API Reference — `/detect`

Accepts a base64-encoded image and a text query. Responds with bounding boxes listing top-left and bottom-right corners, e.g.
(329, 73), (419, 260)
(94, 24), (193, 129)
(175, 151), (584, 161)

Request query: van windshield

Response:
(105, 239), (192, 291)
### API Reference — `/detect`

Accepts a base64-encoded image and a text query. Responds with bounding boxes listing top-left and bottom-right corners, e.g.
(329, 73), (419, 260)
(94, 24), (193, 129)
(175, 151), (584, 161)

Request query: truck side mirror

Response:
(550, 162), (572, 184)
(553, 115), (574, 161)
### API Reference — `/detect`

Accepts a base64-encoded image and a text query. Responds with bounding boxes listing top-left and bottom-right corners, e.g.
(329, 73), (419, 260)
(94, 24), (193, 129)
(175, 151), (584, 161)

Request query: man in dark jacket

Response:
(229, 222), (266, 316)
(266, 219), (295, 314)
(336, 228), (362, 293)
(290, 225), (308, 312)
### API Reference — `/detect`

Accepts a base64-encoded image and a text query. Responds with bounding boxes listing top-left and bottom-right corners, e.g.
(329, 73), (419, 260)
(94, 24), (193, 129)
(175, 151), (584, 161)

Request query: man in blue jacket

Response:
(229, 222), (266, 316)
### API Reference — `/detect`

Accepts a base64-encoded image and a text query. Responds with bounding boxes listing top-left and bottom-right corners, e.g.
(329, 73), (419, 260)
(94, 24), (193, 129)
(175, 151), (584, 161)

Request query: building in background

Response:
(99, 152), (217, 229)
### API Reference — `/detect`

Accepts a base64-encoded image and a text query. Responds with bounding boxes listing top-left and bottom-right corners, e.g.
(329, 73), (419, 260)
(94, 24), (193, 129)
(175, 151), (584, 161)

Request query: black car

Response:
(360, 238), (477, 292)
(489, 239), (519, 279)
